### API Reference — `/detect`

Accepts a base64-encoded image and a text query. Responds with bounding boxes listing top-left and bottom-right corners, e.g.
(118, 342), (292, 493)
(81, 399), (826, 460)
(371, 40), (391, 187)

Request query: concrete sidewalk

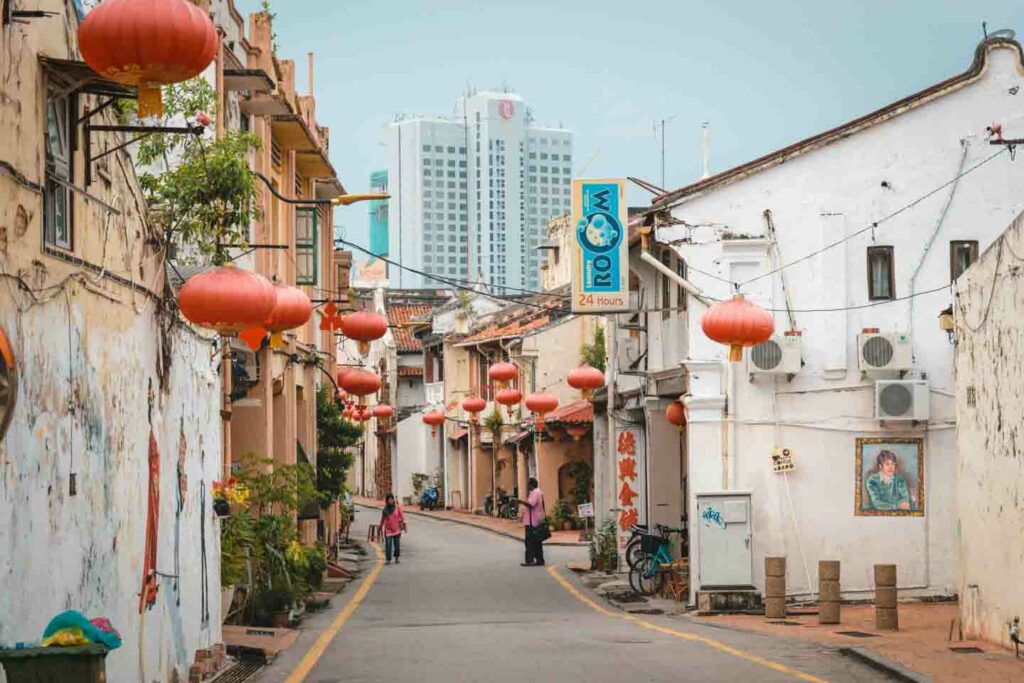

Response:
(695, 601), (1023, 683)
(355, 496), (588, 547)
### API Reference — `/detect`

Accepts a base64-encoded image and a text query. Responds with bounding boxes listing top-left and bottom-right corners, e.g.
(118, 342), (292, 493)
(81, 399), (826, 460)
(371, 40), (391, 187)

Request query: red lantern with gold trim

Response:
(79, 0), (218, 118)
(340, 311), (388, 355)
(701, 295), (774, 362)
(266, 284), (313, 347)
(423, 410), (445, 437)
(566, 425), (589, 442)
(525, 393), (559, 433)
(666, 400), (687, 433)
(495, 388), (522, 419)
(462, 396), (486, 423)
(178, 266), (275, 337)
(340, 369), (381, 404)
(567, 364), (605, 400)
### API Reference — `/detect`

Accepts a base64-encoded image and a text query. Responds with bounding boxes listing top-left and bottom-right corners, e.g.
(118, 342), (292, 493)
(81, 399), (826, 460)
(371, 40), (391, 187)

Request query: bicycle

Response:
(628, 526), (686, 596)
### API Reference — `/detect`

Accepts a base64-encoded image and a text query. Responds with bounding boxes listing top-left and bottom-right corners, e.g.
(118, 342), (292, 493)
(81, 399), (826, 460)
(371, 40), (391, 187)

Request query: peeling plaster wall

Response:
(955, 211), (1024, 647)
(657, 41), (1024, 599)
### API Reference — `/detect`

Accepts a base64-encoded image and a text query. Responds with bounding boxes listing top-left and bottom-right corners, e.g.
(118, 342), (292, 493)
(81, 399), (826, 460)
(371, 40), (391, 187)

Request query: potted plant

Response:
(550, 499), (572, 531)
(212, 477), (250, 517)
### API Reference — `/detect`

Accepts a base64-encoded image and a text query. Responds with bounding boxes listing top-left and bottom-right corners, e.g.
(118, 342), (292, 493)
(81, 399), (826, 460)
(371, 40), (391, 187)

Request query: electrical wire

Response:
(737, 146), (1010, 288)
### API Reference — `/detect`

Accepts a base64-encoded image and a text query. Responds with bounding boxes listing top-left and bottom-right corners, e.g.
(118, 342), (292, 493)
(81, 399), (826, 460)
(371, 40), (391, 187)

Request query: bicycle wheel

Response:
(625, 537), (644, 570)
(629, 557), (663, 596)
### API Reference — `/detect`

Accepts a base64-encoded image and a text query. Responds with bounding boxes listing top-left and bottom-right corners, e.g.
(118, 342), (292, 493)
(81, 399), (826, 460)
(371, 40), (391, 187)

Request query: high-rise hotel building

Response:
(383, 92), (572, 290)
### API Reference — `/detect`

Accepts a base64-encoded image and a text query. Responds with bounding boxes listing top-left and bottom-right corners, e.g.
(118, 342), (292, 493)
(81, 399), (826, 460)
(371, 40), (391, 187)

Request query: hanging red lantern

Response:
(567, 364), (605, 400)
(267, 284), (313, 347)
(666, 400), (687, 433)
(79, 0), (218, 118)
(462, 396), (487, 423)
(701, 295), (775, 362)
(336, 366), (353, 387)
(423, 410), (445, 437)
(342, 405), (355, 420)
(178, 266), (275, 336)
(340, 369), (381, 403)
(495, 388), (522, 419)
(372, 405), (394, 419)
(525, 393), (559, 433)
(488, 361), (518, 387)
(340, 311), (388, 355)
(566, 425), (589, 442)
(337, 389), (349, 404)
(358, 409), (373, 423)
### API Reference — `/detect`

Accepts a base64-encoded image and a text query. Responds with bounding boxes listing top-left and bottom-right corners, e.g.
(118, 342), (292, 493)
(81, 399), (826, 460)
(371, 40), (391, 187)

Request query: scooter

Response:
(419, 487), (439, 511)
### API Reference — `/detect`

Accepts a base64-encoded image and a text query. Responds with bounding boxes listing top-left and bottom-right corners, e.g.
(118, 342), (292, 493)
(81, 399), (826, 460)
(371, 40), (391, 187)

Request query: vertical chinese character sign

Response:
(616, 430), (639, 549)
(571, 179), (629, 313)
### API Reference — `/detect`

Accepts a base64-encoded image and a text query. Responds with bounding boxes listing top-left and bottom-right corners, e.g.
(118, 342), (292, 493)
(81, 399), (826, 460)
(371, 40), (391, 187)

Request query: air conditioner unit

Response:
(858, 331), (913, 372)
(748, 335), (802, 375)
(875, 380), (929, 420)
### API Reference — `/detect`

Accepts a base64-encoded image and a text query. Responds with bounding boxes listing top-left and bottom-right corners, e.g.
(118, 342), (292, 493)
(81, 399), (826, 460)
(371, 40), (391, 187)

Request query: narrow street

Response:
(261, 512), (890, 683)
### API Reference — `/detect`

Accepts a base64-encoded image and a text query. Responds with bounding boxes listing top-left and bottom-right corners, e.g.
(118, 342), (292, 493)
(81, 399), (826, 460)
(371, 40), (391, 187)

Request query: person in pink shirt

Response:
(379, 493), (407, 564)
(514, 478), (546, 567)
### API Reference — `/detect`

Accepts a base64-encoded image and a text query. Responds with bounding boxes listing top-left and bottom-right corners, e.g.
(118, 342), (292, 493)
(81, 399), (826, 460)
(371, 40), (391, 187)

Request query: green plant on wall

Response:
(315, 385), (360, 506)
(580, 326), (607, 373)
(483, 410), (504, 515)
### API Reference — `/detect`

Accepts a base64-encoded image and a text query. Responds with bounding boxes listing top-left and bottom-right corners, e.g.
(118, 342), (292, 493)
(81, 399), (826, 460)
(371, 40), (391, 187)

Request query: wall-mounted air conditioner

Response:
(748, 334), (802, 375)
(858, 330), (912, 372)
(875, 380), (929, 421)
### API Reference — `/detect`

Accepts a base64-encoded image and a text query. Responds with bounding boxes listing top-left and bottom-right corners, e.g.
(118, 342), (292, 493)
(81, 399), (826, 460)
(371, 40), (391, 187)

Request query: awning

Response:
(240, 92), (290, 116)
(544, 400), (594, 425)
(296, 150), (336, 179)
(272, 114), (319, 151)
(506, 430), (532, 445)
(223, 69), (274, 93)
(39, 57), (136, 100)
(448, 428), (468, 441)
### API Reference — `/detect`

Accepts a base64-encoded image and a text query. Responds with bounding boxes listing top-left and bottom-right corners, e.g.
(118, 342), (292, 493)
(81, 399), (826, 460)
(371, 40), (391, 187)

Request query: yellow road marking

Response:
(547, 565), (828, 683)
(285, 543), (385, 683)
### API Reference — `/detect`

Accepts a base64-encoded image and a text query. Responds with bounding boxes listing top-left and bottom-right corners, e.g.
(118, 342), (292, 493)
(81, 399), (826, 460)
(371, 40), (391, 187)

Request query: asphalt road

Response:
(270, 511), (893, 683)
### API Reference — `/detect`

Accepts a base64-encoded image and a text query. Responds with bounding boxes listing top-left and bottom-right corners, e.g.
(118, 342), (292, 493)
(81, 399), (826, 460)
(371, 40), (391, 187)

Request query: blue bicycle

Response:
(628, 526), (685, 596)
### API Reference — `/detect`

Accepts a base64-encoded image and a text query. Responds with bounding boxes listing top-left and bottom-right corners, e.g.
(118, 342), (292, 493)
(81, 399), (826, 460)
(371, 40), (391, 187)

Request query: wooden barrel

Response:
(874, 564), (898, 631)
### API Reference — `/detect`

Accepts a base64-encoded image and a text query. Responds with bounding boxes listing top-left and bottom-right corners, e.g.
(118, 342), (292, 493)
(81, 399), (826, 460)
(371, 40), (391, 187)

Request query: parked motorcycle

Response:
(419, 486), (439, 511)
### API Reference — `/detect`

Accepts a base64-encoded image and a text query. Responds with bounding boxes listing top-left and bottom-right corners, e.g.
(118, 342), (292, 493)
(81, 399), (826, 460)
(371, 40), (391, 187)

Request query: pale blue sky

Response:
(236, 0), (1024, 248)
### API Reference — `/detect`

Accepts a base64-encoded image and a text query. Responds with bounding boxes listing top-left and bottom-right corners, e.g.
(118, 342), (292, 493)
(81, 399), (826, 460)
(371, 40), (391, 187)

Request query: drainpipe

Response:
(639, 250), (712, 307)
(606, 316), (618, 531)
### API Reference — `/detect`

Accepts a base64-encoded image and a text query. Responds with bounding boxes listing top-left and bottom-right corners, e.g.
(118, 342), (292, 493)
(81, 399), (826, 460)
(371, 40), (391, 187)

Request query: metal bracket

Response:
(83, 121), (204, 186)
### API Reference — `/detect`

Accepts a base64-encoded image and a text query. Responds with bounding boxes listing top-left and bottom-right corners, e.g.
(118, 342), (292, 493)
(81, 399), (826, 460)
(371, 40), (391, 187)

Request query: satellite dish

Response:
(989, 29), (1016, 40)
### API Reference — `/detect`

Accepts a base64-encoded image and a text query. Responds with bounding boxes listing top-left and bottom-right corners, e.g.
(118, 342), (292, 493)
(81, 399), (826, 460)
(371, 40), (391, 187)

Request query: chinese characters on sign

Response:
(617, 430), (639, 547)
(571, 179), (629, 313)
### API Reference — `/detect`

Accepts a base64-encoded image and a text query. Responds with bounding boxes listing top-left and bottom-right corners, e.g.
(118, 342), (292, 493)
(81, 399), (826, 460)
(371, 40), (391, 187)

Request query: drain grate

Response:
(768, 621), (802, 626)
(837, 631), (879, 638)
(214, 659), (265, 683)
(628, 609), (665, 616)
(609, 592), (648, 604)
(949, 646), (985, 654)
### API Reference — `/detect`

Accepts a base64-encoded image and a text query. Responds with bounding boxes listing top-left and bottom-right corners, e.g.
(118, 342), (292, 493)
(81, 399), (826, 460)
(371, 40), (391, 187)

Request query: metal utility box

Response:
(696, 492), (753, 587)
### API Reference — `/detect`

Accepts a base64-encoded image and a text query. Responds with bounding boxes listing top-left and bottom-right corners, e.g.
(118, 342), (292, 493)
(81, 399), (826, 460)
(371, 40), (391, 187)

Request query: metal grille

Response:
(879, 383), (913, 417)
(751, 340), (783, 370)
(966, 386), (977, 407)
(215, 659), (265, 683)
(862, 336), (894, 368)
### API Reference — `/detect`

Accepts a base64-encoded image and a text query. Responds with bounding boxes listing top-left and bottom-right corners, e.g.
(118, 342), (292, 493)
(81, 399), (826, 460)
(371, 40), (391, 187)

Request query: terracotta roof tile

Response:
(388, 305), (432, 352)
(544, 400), (594, 425)
(457, 313), (551, 346)
(398, 366), (424, 377)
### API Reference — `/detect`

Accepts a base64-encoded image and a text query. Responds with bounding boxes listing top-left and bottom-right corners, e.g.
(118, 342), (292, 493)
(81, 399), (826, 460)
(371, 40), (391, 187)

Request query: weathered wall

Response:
(955, 212), (1024, 647)
(657, 40), (1024, 599)
(394, 410), (436, 501)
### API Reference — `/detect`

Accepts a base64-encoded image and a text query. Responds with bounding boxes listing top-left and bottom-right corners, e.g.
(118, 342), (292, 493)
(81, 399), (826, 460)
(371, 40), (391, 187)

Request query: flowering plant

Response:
(212, 477), (250, 506)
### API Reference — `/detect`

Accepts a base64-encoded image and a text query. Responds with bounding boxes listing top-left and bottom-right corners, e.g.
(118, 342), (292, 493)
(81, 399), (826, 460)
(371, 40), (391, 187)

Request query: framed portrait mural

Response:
(855, 438), (924, 517)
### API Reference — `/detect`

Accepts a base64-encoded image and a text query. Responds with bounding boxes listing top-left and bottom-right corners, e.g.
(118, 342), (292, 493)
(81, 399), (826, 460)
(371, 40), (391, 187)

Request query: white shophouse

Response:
(651, 37), (1024, 602)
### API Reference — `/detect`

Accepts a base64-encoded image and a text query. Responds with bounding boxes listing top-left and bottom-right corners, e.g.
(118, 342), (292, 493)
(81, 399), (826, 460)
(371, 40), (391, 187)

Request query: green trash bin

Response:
(0, 644), (109, 683)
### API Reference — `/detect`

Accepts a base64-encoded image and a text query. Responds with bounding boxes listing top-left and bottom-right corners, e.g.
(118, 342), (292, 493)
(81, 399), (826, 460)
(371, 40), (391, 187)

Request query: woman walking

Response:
(379, 493), (407, 564)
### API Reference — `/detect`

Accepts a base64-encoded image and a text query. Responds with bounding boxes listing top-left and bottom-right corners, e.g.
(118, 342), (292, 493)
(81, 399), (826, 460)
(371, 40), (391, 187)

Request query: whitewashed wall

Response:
(658, 40), (1024, 598)
(394, 411), (441, 501)
(0, 301), (223, 681)
(955, 211), (1024, 647)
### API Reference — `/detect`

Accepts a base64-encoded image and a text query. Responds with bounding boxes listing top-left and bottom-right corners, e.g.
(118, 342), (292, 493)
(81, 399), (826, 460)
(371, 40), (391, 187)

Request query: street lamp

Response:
(331, 193), (390, 206)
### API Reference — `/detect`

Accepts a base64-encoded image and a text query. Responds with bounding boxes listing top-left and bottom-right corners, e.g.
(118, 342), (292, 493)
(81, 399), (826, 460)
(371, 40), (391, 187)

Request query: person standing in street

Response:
(379, 493), (407, 564)
(515, 478), (548, 567)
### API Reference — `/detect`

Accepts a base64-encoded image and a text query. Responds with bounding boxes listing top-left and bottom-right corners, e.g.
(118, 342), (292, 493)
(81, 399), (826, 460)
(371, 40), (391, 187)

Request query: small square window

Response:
(950, 240), (979, 281)
(867, 246), (895, 300)
(435, 145), (443, 152)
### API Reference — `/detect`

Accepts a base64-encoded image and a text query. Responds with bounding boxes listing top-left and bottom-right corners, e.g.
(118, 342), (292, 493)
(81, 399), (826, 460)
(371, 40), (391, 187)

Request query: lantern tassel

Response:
(137, 86), (164, 118)
(269, 332), (285, 349)
(729, 344), (743, 362)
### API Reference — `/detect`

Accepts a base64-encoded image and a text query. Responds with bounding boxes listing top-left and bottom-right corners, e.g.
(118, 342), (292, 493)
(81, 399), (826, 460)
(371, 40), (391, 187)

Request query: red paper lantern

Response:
(79, 0), (218, 118)
(566, 425), (589, 442)
(567, 364), (605, 400)
(178, 266), (275, 336)
(423, 410), (445, 437)
(666, 400), (687, 433)
(372, 405), (394, 419)
(268, 285), (312, 332)
(701, 295), (774, 362)
(340, 369), (381, 403)
(462, 396), (487, 423)
(495, 388), (522, 419)
(340, 311), (388, 355)
(525, 393), (559, 433)
(342, 405), (355, 420)
(488, 361), (518, 387)
(336, 366), (353, 387)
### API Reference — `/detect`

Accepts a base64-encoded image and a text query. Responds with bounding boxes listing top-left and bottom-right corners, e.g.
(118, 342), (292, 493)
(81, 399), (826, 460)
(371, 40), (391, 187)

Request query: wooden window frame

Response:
(950, 240), (979, 282)
(866, 246), (895, 301)
(44, 81), (75, 251)
(295, 207), (318, 285)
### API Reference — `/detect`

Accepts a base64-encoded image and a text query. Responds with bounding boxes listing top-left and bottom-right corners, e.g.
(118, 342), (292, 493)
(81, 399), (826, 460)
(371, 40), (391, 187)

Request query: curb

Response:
(839, 647), (931, 683)
(356, 502), (587, 547)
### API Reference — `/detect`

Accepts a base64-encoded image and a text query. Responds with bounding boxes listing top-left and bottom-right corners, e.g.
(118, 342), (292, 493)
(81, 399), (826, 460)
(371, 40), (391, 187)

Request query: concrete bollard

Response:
(818, 560), (841, 625)
(764, 556), (787, 619)
(874, 564), (898, 631)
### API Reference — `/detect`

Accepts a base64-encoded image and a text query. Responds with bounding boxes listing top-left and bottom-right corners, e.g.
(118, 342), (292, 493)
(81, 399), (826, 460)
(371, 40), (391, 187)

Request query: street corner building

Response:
(0, 2), (223, 680)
